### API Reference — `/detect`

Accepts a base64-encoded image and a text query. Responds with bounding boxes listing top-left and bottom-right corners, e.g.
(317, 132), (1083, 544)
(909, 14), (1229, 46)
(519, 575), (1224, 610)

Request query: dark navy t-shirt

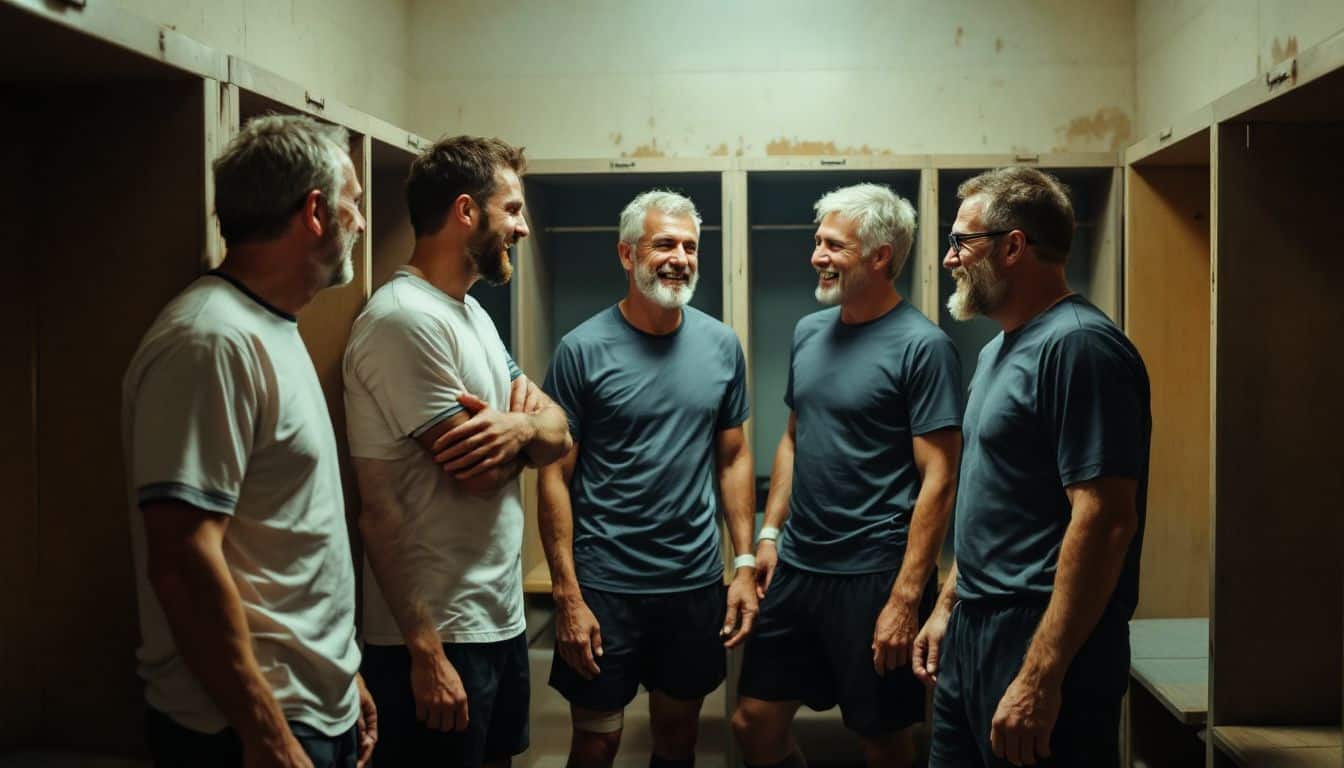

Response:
(954, 295), (1151, 617)
(778, 301), (964, 575)
(542, 304), (750, 593)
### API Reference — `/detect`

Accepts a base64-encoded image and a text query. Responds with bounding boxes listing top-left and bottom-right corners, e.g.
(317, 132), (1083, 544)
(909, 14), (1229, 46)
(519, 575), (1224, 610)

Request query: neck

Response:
(839, 282), (902, 325)
(619, 290), (683, 335)
(987, 268), (1072, 332)
(216, 245), (322, 316)
(406, 236), (476, 300)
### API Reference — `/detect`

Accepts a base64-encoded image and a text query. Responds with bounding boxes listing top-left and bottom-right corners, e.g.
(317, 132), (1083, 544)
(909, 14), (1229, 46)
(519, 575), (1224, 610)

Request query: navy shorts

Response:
(146, 707), (358, 767)
(928, 597), (1130, 767)
(737, 562), (937, 738)
(361, 632), (530, 767)
(549, 580), (727, 712)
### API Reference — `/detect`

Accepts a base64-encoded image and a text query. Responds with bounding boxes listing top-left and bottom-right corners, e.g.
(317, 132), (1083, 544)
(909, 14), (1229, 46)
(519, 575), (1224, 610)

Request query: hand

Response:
(871, 595), (920, 675)
(432, 393), (536, 478)
(990, 672), (1061, 766)
(242, 732), (313, 768)
(912, 602), (951, 688)
(354, 673), (378, 767)
(555, 593), (603, 680)
(410, 647), (470, 732)
(721, 568), (759, 648)
(509, 375), (545, 415)
(754, 540), (778, 599)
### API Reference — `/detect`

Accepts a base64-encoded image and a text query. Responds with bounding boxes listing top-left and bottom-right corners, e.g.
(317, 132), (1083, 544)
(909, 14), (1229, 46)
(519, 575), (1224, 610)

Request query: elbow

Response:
(146, 550), (192, 609)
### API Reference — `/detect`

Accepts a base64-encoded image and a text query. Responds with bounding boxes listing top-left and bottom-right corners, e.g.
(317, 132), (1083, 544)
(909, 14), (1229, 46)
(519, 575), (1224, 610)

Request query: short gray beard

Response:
(946, 253), (1006, 320)
(634, 259), (697, 309)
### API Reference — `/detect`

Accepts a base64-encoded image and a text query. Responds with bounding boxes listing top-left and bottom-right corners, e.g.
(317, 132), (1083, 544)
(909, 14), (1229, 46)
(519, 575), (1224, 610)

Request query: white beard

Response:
(635, 260), (697, 309)
(946, 256), (1006, 320)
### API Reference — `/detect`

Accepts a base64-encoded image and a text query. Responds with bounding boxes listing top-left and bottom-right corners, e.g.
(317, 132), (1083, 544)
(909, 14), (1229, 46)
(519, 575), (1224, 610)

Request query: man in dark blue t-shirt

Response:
(539, 190), (757, 768)
(733, 184), (964, 768)
(918, 167), (1151, 768)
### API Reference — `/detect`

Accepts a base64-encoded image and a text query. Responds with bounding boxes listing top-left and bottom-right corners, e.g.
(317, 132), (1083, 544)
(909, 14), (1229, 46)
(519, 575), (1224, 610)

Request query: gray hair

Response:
(957, 167), (1074, 264)
(813, 183), (917, 279)
(213, 114), (350, 247)
(618, 189), (702, 245)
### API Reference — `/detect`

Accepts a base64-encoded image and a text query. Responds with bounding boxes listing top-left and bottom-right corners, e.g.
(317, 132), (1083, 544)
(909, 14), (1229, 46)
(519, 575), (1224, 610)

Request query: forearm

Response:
(718, 447), (756, 557)
(891, 470), (956, 602)
(539, 473), (581, 598)
(760, 432), (795, 530)
(457, 458), (524, 497)
(935, 560), (960, 611)
(152, 552), (289, 745)
(1019, 500), (1136, 687)
(359, 506), (441, 659)
(523, 404), (572, 467)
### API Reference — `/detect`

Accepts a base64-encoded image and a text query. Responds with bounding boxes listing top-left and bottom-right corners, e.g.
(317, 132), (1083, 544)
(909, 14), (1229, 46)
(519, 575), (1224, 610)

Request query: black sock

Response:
(649, 755), (694, 768)
(745, 749), (806, 768)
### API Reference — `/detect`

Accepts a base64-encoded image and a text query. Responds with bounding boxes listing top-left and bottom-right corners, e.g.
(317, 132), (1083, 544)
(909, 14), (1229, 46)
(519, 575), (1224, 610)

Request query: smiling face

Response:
(466, 167), (529, 286)
(811, 211), (873, 306)
(627, 209), (699, 309)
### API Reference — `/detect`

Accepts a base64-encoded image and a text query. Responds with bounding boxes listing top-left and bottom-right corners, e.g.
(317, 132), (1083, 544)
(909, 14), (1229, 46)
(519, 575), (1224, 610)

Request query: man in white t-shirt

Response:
(122, 115), (377, 768)
(344, 135), (571, 768)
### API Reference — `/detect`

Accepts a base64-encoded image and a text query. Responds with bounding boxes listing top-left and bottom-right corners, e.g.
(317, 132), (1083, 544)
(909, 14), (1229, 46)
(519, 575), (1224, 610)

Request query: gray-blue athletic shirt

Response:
(778, 300), (964, 575)
(542, 304), (750, 593)
(954, 295), (1150, 617)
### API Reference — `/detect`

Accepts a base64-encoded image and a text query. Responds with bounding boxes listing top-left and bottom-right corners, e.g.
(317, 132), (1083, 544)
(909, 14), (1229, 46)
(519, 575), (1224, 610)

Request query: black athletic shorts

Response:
(737, 562), (937, 738)
(361, 631), (530, 768)
(146, 707), (359, 767)
(549, 579), (727, 712)
(928, 597), (1130, 767)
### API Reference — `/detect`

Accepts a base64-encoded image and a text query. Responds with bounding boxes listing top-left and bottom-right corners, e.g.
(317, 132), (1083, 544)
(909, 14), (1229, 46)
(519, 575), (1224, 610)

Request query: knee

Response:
(858, 730), (914, 768)
(731, 700), (786, 755)
(651, 713), (699, 757)
(570, 728), (622, 768)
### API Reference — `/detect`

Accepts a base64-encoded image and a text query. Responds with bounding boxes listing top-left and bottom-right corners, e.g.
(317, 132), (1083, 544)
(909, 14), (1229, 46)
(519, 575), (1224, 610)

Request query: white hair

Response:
(618, 189), (702, 244)
(813, 183), (917, 279)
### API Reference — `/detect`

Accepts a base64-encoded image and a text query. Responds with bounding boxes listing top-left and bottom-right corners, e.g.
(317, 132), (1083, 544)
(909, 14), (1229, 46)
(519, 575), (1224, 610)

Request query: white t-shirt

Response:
(343, 270), (525, 645)
(122, 273), (361, 736)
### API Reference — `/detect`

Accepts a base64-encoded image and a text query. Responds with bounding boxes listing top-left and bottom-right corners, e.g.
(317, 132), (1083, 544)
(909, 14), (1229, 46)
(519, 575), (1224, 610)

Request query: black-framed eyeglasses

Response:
(947, 230), (1032, 253)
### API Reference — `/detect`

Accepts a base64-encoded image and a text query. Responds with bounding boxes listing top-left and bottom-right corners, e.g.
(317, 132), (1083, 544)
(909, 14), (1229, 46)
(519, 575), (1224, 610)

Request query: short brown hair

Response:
(406, 136), (526, 238)
(957, 167), (1074, 263)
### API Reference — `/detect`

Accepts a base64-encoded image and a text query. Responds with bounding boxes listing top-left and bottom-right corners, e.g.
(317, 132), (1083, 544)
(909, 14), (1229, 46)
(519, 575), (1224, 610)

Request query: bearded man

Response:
(343, 135), (572, 768)
(731, 183), (963, 768)
(538, 190), (757, 768)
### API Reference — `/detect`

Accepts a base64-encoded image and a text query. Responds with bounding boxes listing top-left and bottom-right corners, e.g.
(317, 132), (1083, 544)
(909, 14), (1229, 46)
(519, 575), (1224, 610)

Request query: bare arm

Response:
(753, 411), (796, 598)
(429, 378), (572, 476)
(873, 428), (962, 673)
(538, 443), (603, 679)
(143, 502), (311, 766)
(352, 456), (470, 732)
(716, 425), (758, 647)
(991, 475), (1139, 763)
(415, 410), (523, 498)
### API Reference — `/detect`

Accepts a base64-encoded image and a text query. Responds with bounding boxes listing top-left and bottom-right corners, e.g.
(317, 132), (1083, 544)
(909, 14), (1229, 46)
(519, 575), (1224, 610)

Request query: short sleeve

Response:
(505, 353), (523, 381)
(344, 310), (468, 458)
(717, 337), (750, 429)
(1043, 330), (1146, 487)
(905, 333), (965, 435)
(541, 339), (585, 444)
(127, 336), (258, 515)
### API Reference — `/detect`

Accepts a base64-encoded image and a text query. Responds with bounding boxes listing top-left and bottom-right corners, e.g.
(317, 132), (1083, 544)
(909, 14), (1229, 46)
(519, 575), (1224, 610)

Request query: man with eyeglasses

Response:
(917, 166), (1150, 768)
(732, 183), (962, 768)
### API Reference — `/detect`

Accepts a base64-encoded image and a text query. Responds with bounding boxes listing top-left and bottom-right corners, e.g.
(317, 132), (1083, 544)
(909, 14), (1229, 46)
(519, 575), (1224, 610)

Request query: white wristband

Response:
(732, 554), (757, 570)
(757, 525), (780, 543)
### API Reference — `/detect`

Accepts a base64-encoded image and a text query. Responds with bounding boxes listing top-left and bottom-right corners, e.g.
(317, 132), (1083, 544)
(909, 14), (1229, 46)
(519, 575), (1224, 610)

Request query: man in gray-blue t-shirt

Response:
(539, 190), (757, 768)
(733, 184), (964, 768)
(920, 167), (1150, 768)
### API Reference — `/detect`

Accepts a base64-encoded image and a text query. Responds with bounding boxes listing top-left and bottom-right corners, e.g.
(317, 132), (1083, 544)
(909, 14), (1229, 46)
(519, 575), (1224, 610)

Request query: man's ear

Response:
(301, 189), (325, 237)
(453, 193), (476, 228)
(869, 242), (894, 275)
(618, 240), (635, 272)
(1001, 229), (1030, 267)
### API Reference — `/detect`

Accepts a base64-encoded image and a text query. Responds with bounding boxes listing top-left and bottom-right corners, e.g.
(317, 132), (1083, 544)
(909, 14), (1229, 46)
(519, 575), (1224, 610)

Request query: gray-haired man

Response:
(122, 115), (376, 767)
(538, 190), (757, 768)
(732, 183), (963, 768)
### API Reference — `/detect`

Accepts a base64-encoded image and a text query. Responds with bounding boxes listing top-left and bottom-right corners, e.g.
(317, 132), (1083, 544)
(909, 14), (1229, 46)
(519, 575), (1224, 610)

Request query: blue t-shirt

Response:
(543, 304), (750, 593)
(778, 301), (964, 575)
(954, 295), (1151, 617)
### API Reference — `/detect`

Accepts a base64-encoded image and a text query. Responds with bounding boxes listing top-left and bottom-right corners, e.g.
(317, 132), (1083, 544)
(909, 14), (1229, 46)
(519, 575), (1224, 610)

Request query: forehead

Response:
(953, 195), (985, 229)
(816, 211), (859, 241)
(339, 153), (360, 193)
(642, 209), (698, 239)
(490, 168), (524, 202)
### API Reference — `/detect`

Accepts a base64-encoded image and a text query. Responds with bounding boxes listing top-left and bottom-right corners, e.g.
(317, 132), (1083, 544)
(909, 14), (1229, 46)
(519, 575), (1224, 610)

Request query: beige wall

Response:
(408, 0), (1136, 157)
(110, 0), (414, 128)
(1136, 0), (1344, 136)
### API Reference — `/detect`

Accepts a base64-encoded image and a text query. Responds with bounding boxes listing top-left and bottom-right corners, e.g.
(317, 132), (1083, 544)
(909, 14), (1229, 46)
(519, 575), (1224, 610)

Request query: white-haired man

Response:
(731, 183), (963, 768)
(538, 190), (757, 768)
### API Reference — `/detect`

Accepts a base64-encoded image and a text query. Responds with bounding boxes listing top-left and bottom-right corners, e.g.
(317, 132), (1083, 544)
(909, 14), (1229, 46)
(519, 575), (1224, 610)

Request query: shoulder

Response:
(558, 305), (621, 350)
(793, 306), (839, 342)
(685, 306), (741, 347)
